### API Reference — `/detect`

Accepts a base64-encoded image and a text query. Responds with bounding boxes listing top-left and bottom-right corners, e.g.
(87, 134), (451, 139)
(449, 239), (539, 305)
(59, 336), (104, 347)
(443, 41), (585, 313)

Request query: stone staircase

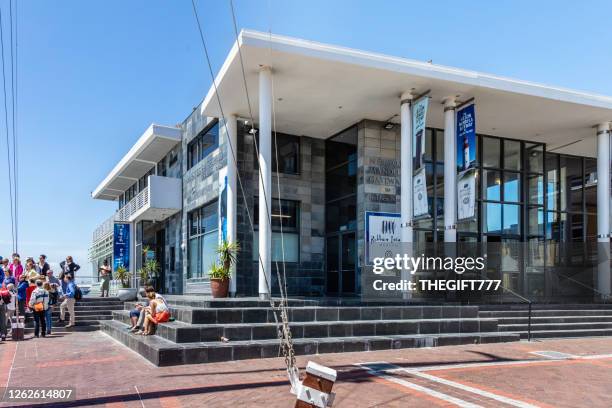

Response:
(101, 297), (519, 366)
(24, 297), (124, 334)
(479, 304), (612, 339)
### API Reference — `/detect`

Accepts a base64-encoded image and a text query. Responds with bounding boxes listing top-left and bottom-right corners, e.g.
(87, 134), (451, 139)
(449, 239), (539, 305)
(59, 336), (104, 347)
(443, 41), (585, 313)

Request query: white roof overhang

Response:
(201, 29), (612, 157)
(92, 124), (181, 200)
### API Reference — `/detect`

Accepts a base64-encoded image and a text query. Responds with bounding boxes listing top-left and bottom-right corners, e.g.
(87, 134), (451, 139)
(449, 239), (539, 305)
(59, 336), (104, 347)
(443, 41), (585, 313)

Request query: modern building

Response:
(91, 29), (612, 301)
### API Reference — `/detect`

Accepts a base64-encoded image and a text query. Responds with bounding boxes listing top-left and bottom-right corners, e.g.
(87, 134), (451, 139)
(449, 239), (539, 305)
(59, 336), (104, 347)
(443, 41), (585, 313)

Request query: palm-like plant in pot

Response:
(210, 240), (240, 298)
(115, 266), (137, 301)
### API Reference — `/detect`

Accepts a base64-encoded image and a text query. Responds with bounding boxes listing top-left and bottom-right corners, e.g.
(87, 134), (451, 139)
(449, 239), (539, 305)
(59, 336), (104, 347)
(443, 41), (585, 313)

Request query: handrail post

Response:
(527, 301), (532, 342)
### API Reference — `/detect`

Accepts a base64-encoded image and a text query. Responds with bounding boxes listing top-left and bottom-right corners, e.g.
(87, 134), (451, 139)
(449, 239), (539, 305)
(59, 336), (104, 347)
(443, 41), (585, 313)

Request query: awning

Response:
(92, 124), (181, 200)
(201, 29), (612, 157)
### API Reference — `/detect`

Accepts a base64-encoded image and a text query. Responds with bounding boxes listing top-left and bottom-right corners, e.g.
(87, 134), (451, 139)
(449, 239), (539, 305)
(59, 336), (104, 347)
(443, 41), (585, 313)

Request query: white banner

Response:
(413, 167), (429, 218)
(457, 169), (476, 220)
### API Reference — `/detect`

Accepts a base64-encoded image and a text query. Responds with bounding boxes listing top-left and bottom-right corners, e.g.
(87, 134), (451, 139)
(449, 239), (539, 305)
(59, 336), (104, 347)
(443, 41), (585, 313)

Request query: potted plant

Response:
(209, 240), (240, 298)
(115, 266), (137, 301)
(209, 262), (230, 298)
(138, 259), (160, 296)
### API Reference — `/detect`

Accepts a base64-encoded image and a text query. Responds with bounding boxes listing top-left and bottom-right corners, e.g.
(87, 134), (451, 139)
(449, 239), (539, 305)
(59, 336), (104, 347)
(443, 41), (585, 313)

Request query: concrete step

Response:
(162, 296), (318, 309)
(101, 319), (519, 367)
(510, 328), (612, 339)
(166, 305), (480, 325)
(494, 315), (612, 324)
(499, 322), (612, 332)
(111, 310), (499, 343)
(77, 297), (121, 302)
(479, 304), (612, 311)
(479, 309), (612, 318)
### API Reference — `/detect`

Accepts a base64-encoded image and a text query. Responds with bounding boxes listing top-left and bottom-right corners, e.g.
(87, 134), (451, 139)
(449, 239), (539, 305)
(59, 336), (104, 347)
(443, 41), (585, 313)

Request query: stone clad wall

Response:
(180, 108), (227, 294)
(357, 120), (401, 282)
(235, 122), (326, 296)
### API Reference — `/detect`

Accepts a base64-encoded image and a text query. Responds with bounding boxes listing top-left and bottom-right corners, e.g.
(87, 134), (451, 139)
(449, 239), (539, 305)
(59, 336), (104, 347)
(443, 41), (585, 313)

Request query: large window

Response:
(253, 132), (300, 175)
(188, 121), (219, 169)
(253, 199), (300, 262)
(187, 200), (218, 278)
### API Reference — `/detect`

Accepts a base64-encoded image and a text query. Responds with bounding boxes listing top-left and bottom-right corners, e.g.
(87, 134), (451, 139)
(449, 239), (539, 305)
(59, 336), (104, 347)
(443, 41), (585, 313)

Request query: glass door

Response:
(326, 232), (356, 295)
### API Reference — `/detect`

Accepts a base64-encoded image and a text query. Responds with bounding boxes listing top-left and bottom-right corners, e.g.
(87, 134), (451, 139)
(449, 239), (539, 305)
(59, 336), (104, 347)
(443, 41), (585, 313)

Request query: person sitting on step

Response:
(140, 288), (170, 336)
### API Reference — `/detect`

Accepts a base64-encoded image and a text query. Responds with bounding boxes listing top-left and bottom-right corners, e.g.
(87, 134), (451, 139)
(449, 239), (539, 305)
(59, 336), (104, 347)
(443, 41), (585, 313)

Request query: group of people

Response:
(128, 286), (170, 335)
(0, 253), (81, 340)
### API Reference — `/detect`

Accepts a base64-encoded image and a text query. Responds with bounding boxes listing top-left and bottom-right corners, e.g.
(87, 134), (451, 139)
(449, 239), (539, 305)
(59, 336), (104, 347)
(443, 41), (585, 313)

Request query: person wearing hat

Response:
(36, 255), (50, 277)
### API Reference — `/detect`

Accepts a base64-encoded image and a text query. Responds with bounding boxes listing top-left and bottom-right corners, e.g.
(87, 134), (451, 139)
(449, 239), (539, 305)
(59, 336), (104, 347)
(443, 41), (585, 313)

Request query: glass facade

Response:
(253, 199), (300, 263)
(187, 121), (219, 170)
(187, 200), (219, 278)
(411, 127), (598, 299)
(253, 132), (300, 175)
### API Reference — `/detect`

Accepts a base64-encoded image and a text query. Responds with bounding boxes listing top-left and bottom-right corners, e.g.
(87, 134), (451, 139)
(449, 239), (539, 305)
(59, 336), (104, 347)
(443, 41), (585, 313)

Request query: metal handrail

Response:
(499, 284), (533, 342)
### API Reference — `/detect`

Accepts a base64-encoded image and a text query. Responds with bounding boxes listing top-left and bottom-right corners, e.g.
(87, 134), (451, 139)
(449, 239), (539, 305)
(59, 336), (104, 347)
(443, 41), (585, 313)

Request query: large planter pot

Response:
(210, 278), (229, 298)
(117, 288), (138, 301)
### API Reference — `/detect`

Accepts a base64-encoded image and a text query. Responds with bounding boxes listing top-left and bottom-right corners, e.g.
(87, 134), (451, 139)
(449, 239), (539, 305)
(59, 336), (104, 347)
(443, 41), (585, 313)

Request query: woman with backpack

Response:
(16, 274), (28, 317)
(28, 280), (49, 338)
(43, 281), (57, 335)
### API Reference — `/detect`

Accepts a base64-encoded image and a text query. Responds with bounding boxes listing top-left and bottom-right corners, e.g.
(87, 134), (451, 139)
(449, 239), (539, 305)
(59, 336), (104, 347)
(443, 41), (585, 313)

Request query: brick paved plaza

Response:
(0, 332), (610, 407)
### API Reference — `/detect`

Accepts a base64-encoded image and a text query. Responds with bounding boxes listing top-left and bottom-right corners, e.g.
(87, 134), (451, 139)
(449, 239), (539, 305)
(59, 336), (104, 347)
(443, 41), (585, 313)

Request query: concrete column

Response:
(226, 115), (238, 296)
(400, 92), (413, 300)
(258, 67), (272, 299)
(400, 92), (413, 243)
(443, 98), (457, 243)
(597, 122), (611, 298)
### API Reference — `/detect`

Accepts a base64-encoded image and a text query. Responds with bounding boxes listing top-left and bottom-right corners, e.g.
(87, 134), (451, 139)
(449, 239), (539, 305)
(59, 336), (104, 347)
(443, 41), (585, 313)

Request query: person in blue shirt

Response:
(16, 274), (28, 316)
(2, 269), (15, 288)
(59, 275), (76, 327)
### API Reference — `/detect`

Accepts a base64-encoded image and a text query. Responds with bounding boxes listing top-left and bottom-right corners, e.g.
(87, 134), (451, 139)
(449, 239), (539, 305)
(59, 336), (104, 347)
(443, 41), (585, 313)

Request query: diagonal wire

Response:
(9, 0), (17, 252)
(190, 0), (281, 306)
(227, 0), (289, 303)
(0, 7), (15, 252)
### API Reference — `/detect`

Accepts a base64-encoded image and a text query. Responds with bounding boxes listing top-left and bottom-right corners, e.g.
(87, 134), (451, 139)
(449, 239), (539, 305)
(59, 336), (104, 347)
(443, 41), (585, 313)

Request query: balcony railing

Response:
(92, 214), (115, 242)
(115, 175), (181, 223)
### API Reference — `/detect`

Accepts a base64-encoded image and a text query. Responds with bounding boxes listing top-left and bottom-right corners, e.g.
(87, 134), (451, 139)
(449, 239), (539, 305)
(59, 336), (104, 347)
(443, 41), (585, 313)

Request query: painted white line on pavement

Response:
(356, 363), (483, 408)
(405, 369), (540, 408)
(412, 351), (612, 372)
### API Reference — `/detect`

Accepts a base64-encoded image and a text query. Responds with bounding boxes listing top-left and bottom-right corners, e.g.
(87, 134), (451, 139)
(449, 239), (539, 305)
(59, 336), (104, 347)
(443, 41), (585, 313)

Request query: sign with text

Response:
(365, 211), (401, 265)
(456, 103), (476, 170)
(412, 96), (429, 169)
(413, 167), (429, 218)
(457, 169), (477, 220)
(113, 223), (130, 271)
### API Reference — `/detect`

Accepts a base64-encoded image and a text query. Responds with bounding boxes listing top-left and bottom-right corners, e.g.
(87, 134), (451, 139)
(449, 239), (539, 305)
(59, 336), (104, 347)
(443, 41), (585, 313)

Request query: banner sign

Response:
(457, 169), (477, 220)
(413, 168), (429, 218)
(218, 168), (228, 242)
(365, 211), (400, 265)
(113, 223), (130, 271)
(456, 103), (476, 170)
(412, 96), (429, 169)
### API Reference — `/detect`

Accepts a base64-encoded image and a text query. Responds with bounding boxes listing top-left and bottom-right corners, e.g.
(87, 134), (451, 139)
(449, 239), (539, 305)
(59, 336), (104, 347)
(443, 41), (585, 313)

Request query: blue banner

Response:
(456, 104), (476, 170)
(113, 223), (130, 271)
(219, 174), (228, 242)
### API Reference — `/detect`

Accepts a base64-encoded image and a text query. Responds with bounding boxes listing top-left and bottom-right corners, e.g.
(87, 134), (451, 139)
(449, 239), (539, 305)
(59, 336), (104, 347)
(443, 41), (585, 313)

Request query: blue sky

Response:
(1, 0), (611, 276)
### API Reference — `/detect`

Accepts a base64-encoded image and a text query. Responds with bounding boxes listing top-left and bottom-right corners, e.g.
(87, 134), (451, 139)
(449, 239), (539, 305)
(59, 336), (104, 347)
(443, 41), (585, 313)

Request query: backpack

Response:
(0, 289), (10, 305)
(74, 286), (83, 301)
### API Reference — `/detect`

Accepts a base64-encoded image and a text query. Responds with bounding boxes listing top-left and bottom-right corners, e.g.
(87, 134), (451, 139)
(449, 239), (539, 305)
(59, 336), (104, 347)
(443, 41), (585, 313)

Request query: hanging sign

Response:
(218, 168), (228, 242)
(412, 96), (429, 169)
(456, 103), (477, 171)
(365, 211), (400, 265)
(113, 223), (130, 271)
(413, 167), (429, 218)
(457, 169), (477, 220)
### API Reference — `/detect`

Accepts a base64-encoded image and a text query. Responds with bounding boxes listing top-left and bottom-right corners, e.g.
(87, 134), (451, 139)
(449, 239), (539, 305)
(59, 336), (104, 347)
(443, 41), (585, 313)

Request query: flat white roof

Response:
(202, 29), (612, 157)
(92, 124), (181, 200)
